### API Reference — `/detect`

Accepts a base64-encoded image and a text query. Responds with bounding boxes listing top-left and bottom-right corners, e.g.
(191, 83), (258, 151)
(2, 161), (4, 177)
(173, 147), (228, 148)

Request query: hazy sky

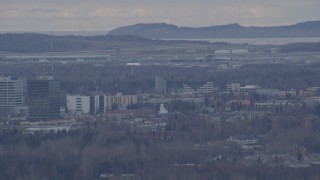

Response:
(1, 0), (320, 32)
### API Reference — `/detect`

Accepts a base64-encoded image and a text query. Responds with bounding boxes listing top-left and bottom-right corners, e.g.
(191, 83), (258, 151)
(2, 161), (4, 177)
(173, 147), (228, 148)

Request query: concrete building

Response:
(155, 76), (167, 94)
(90, 95), (105, 114)
(104, 93), (138, 110)
(240, 85), (260, 93)
(66, 93), (137, 114)
(66, 95), (90, 115)
(66, 94), (105, 115)
(227, 83), (240, 94)
(27, 76), (60, 121)
(183, 82), (215, 95)
(257, 88), (279, 96)
(0, 76), (27, 115)
(183, 84), (194, 94)
(197, 82), (215, 94)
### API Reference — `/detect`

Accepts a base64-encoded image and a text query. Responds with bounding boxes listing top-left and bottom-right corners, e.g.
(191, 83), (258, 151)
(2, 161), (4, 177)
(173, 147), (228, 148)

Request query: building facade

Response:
(104, 93), (138, 109)
(66, 95), (90, 115)
(183, 84), (194, 94)
(28, 77), (60, 120)
(155, 76), (167, 94)
(89, 95), (105, 114)
(197, 82), (215, 94)
(66, 93), (138, 114)
(0, 76), (26, 115)
(227, 83), (240, 94)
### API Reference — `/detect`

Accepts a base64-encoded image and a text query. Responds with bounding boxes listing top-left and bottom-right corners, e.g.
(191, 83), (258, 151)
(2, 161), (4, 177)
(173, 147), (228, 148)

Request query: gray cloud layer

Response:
(1, 0), (320, 31)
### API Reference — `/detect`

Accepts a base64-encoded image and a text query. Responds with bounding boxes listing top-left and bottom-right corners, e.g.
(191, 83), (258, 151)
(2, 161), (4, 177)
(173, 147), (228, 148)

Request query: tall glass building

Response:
(27, 77), (60, 120)
(155, 76), (167, 94)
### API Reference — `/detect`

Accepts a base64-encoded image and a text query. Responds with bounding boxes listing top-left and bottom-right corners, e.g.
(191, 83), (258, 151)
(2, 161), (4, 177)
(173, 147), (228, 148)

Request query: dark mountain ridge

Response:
(108, 21), (320, 39)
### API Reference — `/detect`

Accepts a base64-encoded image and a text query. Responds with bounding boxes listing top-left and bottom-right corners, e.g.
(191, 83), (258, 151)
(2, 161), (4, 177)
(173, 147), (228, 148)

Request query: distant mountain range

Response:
(108, 21), (320, 39)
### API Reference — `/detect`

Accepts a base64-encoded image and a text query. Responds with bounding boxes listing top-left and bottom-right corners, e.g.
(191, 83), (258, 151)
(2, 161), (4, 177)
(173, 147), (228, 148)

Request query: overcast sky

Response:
(1, 0), (320, 32)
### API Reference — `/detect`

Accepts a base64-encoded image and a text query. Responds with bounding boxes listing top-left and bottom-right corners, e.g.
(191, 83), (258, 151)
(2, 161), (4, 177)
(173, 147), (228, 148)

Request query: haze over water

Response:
(166, 37), (320, 45)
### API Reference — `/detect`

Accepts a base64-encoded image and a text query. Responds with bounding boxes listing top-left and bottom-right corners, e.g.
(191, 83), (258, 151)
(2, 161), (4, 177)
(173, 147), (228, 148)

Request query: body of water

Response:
(166, 37), (320, 45)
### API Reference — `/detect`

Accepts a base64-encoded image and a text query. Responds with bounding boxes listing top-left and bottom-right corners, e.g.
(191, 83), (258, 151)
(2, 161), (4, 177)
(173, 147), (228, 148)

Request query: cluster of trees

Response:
(1, 115), (320, 179)
(2, 63), (320, 95)
(2, 63), (320, 178)
(280, 42), (320, 53)
(0, 33), (212, 53)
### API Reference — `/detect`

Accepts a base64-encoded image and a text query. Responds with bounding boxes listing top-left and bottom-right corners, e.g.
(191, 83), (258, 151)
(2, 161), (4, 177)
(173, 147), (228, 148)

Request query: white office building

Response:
(66, 95), (90, 115)
(0, 76), (27, 115)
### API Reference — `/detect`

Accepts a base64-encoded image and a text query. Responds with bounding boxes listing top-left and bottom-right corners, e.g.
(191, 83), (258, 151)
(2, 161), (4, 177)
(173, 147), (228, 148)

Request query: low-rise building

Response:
(66, 95), (90, 115)
(104, 93), (138, 109)
(197, 82), (215, 94)
(240, 85), (260, 94)
(226, 83), (240, 94)
(257, 88), (279, 96)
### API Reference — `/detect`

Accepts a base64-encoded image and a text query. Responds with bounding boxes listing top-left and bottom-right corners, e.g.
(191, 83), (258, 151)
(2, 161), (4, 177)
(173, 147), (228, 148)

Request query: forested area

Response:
(1, 63), (320, 179)
(280, 42), (320, 52)
(1, 115), (320, 180)
(0, 63), (320, 94)
(0, 33), (208, 53)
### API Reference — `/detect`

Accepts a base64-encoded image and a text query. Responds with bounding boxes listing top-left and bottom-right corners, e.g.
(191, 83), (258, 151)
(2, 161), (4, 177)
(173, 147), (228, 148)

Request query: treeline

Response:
(2, 63), (320, 94)
(1, 116), (320, 179)
(0, 33), (152, 53)
(0, 33), (212, 53)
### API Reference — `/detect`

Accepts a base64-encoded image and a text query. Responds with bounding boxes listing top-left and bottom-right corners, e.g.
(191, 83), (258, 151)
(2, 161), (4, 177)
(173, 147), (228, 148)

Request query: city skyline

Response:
(1, 0), (320, 32)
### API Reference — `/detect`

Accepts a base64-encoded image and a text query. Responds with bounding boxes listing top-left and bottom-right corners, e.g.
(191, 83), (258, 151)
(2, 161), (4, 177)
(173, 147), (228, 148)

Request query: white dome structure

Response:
(159, 104), (168, 114)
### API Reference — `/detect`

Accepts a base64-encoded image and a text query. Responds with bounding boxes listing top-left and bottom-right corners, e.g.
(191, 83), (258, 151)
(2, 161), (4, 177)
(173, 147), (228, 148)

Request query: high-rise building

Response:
(155, 76), (166, 94)
(27, 76), (60, 120)
(89, 95), (105, 114)
(0, 76), (26, 115)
